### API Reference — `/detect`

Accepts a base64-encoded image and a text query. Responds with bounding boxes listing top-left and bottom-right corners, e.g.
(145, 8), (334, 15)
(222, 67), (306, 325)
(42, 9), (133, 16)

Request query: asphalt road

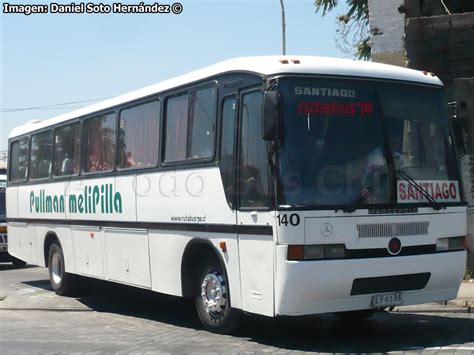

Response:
(0, 263), (473, 354)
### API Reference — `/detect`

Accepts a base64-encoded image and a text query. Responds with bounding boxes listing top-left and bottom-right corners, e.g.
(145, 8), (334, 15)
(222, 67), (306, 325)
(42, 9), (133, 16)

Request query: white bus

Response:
(6, 56), (467, 333)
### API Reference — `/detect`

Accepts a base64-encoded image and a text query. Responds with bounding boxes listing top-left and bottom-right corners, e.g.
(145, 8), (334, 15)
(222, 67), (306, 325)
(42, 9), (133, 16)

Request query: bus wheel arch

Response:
(181, 239), (223, 298)
(181, 238), (240, 334)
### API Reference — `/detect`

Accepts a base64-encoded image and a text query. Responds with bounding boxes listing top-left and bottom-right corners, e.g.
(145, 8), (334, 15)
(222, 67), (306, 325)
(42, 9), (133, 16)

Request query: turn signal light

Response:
(219, 241), (227, 253)
(287, 245), (304, 260)
(0, 226), (7, 234)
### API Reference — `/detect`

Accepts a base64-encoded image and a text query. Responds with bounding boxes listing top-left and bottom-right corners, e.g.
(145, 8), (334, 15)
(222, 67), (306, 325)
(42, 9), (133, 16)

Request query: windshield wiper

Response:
(344, 173), (388, 213)
(396, 169), (443, 211)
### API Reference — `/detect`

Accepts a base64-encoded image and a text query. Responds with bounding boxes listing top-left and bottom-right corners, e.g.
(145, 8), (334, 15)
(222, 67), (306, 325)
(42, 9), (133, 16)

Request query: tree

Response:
(314, 0), (371, 60)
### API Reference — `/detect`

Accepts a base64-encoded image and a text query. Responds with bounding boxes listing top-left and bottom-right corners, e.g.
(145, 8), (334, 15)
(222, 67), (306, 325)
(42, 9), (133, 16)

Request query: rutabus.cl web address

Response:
(171, 215), (207, 223)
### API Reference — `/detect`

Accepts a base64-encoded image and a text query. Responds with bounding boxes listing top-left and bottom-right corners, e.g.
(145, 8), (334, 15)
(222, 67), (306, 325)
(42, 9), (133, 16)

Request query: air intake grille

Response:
(357, 221), (429, 238)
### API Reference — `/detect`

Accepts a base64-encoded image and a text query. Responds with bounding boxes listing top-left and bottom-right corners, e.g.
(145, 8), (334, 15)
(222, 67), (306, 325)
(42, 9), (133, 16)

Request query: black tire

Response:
(11, 257), (27, 267)
(48, 242), (78, 296)
(195, 264), (240, 334)
(334, 309), (376, 321)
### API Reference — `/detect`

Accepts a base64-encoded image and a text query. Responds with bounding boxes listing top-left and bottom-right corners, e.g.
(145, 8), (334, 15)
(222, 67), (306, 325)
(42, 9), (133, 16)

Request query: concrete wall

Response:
(405, 13), (474, 87)
(449, 79), (474, 206)
(405, 0), (474, 18)
(449, 78), (474, 273)
(367, 0), (406, 66)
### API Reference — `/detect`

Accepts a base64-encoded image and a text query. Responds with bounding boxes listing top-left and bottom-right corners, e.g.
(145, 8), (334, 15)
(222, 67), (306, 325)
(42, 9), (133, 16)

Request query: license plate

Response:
(371, 292), (403, 308)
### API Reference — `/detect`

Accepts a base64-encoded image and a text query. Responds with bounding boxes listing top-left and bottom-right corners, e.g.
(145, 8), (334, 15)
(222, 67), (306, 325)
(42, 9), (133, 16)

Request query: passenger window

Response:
(118, 101), (160, 169)
(189, 87), (217, 159)
(54, 123), (81, 176)
(239, 91), (269, 208)
(164, 94), (188, 162)
(220, 97), (237, 208)
(164, 85), (217, 162)
(9, 137), (29, 182)
(30, 130), (53, 180)
(83, 113), (116, 173)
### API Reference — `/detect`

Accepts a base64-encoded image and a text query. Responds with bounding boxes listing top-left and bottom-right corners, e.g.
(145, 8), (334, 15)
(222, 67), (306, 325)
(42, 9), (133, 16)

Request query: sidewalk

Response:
(454, 279), (474, 305)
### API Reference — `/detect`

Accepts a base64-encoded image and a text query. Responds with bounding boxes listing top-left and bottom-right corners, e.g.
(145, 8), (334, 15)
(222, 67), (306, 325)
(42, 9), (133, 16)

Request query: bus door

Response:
(236, 89), (275, 316)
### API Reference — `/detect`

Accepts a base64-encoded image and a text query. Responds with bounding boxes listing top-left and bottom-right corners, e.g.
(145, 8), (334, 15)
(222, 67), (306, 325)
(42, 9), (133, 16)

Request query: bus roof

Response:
(8, 55), (443, 139)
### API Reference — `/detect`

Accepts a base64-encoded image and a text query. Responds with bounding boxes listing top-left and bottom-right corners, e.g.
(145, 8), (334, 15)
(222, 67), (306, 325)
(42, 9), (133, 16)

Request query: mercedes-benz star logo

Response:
(320, 223), (334, 237)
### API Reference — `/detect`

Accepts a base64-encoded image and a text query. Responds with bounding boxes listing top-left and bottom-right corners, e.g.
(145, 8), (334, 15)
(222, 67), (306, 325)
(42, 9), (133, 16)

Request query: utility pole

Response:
(279, 0), (286, 55)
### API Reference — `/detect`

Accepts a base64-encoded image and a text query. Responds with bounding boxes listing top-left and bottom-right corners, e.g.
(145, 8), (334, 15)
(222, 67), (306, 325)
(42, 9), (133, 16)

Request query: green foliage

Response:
(356, 37), (371, 60)
(464, 268), (473, 281)
(314, 0), (337, 15)
(314, 0), (371, 60)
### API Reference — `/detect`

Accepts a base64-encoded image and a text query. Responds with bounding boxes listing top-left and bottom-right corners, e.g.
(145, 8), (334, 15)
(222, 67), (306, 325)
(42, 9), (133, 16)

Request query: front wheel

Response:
(48, 242), (78, 296)
(195, 266), (240, 334)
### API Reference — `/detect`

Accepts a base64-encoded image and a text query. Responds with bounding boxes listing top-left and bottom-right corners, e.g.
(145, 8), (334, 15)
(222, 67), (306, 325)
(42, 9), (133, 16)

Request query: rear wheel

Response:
(195, 265), (240, 334)
(11, 257), (27, 267)
(48, 242), (78, 296)
(334, 309), (376, 321)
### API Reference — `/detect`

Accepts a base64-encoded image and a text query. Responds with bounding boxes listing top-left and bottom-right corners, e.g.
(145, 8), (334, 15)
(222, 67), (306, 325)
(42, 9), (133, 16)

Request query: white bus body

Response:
(6, 56), (467, 332)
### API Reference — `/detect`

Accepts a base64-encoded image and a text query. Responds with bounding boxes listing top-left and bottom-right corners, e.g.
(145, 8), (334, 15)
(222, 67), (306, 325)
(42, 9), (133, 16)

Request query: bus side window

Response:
(9, 137), (29, 182)
(118, 100), (160, 170)
(54, 122), (81, 176)
(220, 97), (237, 208)
(164, 85), (217, 163)
(30, 130), (53, 180)
(188, 87), (217, 159)
(164, 94), (189, 162)
(239, 91), (269, 209)
(83, 113), (116, 173)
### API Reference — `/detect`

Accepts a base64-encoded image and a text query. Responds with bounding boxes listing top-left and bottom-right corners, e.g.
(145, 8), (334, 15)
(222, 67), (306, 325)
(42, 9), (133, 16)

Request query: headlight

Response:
(436, 236), (466, 251)
(288, 244), (346, 260)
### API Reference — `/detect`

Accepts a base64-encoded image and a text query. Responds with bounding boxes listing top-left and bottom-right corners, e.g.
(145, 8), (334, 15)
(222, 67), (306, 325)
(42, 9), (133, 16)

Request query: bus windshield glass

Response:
(277, 77), (461, 208)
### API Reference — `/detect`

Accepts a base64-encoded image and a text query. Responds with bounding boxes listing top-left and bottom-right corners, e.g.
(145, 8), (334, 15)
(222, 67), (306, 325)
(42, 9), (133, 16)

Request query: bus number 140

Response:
(277, 213), (300, 227)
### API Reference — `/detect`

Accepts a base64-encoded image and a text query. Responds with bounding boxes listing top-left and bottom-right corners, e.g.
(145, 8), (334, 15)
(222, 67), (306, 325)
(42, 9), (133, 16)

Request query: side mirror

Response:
(447, 101), (467, 157)
(262, 91), (279, 141)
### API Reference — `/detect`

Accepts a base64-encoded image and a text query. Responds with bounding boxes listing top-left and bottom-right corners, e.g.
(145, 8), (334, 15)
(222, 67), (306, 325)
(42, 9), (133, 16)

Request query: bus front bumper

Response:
(275, 246), (466, 316)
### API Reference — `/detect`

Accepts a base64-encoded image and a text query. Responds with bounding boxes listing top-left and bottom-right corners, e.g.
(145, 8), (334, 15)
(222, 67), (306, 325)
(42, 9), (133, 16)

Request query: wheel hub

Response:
(200, 272), (227, 314)
(51, 252), (62, 285)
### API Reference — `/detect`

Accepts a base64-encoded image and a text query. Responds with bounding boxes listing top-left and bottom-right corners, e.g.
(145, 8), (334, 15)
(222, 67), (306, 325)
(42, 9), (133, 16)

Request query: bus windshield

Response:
(277, 77), (461, 208)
